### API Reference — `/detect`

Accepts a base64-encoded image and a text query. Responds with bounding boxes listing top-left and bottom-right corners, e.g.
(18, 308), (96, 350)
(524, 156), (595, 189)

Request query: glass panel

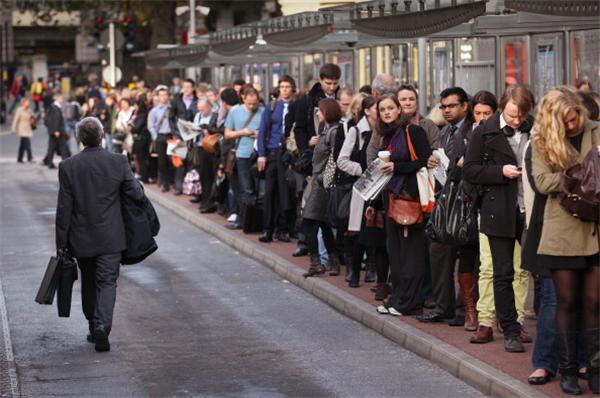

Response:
(303, 54), (315, 89)
(391, 44), (409, 85)
(431, 40), (453, 103)
(357, 48), (371, 88)
(503, 36), (529, 87)
(455, 37), (496, 96)
(336, 51), (354, 90)
(533, 34), (563, 103)
(571, 30), (600, 91)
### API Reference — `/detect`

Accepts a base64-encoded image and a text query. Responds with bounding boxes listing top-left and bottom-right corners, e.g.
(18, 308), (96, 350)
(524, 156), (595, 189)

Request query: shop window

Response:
(571, 30), (600, 92)
(533, 34), (563, 103)
(430, 40), (453, 102)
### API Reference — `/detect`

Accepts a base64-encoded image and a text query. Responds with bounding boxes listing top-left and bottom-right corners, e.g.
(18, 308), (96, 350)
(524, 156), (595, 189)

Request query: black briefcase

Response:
(35, 256), (60, 305)
(57, 256), (78, 317)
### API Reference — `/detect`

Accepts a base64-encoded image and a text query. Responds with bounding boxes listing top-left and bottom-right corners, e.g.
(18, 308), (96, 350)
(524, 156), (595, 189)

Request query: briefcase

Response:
(35, 256), (60, 305)
(57, 256), (78, 317)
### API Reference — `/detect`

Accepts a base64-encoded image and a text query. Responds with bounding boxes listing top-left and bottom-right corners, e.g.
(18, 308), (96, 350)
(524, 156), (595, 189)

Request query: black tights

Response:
(552, 266), (599, 333)
(303, 219), (337, 256)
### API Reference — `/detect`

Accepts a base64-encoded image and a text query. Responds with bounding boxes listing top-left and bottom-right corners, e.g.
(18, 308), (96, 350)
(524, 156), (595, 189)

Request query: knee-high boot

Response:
(556, 331), (583, 395)
(585, 329), (599, 394)
(458, 272), (478, 331)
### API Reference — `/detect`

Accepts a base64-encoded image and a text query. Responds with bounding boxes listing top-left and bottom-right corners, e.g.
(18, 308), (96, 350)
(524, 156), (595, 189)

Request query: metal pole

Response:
(0, 21), (4, 110)
(418, 37), (427, 113)
(189, 0), (196, 44)
(108, 21), (116, 87)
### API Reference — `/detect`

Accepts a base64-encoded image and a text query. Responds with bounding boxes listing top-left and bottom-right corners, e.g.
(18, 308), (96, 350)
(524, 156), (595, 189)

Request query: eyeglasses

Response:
(439, 103), (461, 110)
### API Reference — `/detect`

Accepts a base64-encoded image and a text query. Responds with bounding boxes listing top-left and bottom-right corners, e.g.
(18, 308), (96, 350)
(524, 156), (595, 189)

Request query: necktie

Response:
(445, 125), (458, 159)
(282, 102), (289, 134)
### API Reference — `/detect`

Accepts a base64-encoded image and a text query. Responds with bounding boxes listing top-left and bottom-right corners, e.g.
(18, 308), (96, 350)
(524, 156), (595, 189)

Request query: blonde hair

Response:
(346, 92), (367, 120)
(531, 87), (588, 171)
(19, 97), (30, 107)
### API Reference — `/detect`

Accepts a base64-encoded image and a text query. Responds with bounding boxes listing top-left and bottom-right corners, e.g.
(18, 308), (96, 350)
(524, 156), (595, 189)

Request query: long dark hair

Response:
(376, 94), (411, 133)
(357, 95), (376, 120)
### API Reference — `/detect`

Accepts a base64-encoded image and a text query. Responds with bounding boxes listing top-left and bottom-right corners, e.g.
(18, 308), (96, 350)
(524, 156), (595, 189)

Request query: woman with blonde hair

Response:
(532, 87), (599, 395)
(346, 92), (368, 125)
(11, 97), (34, 163)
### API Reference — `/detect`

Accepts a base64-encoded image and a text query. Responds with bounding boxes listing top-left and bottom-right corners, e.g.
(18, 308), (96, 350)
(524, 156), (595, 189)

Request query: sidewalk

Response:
(145, 185), (587, 398)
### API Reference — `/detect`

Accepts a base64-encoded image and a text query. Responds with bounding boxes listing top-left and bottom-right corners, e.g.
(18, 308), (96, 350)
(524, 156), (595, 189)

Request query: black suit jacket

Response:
(293, 83), (339, 152)
(44, 104), (65, 136)
(170, 93), (198, 135)
(55, 147), (144, 258)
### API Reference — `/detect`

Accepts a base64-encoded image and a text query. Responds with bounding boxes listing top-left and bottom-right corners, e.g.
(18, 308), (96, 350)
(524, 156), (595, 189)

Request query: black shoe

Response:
(528, 371), (553, 385)
(200, 206), (217, 214)
(93, 325), (110, 352)
(275, 231), (291, 243)
(292, 247), (308, 257)
(504, 336), (525, 353)
(259, 231), (273, 243)
(189, 196), (201, 203)
(348, 280), (359, 288)
(364, 268), (376, 283)
(48, 163), (56, 169)
(560, 371), (582, 395)
(161, 187), (169, 192)
(447, 315), (465, 327)
(174, 190), (183, 196)
(416, 313), (447, 323)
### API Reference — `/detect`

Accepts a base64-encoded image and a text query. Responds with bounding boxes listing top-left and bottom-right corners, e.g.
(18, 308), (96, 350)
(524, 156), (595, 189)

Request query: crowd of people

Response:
(7, 65), (600, 394)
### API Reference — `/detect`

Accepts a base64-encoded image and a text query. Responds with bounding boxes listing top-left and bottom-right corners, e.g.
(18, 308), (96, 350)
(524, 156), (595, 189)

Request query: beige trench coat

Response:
(532, 120), (600, 256)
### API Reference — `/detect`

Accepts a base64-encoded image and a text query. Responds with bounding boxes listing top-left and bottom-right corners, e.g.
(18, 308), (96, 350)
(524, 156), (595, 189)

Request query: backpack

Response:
(182, 169), (201, 196)
(33, 82), (44, 95)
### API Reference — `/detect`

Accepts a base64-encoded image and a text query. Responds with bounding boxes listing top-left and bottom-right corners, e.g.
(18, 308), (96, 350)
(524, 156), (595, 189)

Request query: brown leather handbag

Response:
(201, 133), (220, 154)
(388, 195), (423, 226)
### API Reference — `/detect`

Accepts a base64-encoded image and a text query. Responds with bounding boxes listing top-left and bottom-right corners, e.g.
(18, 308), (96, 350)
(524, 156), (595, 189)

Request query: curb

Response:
(146, 188), (546, 398)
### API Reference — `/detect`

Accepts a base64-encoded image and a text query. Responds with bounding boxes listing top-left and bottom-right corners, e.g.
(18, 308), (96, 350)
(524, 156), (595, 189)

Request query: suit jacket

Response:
(439, 117), (473, 182)
(55, 147), (144, 258)
(170, 93), (198, 134)
(44, 104), (65, 136)
(293, 83), (339, 152)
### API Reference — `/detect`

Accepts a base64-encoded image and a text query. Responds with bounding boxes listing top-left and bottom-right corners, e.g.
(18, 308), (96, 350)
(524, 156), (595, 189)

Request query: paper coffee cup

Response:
(378, 151), (391, 162)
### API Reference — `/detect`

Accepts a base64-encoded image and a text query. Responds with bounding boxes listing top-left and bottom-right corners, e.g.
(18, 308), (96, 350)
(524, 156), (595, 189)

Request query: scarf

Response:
(381, 123), (410, 196)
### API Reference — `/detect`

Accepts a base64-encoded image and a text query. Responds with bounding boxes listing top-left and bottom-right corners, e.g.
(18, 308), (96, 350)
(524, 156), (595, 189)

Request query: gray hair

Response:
(196, 96), (212, 109)
(371, 73), (395, 96)
(76, 117), (104, 147)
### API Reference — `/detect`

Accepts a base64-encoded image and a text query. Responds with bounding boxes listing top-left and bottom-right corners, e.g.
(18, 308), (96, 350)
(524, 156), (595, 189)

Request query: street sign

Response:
(102, 65), (122, 84)
(100, 28), (124, 50)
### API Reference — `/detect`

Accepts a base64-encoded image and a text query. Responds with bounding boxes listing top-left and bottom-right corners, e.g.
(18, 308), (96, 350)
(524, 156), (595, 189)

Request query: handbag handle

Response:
(405, 125), (418, 161)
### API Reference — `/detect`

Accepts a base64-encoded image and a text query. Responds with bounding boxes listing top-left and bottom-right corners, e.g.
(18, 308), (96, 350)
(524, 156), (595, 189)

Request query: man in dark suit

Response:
(170, 78), (198, 195)
(43, 94), (69, 168)
(55, 117), (144, 352)
(417, 87), (478, 330)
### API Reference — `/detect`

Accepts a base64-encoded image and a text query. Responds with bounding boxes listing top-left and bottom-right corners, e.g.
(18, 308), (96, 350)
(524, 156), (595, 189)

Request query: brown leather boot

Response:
(458, 272), (478, 331)
(329, 253), (341, 276)
(303, 254), (325, 277)
(470, 325), (494, 344)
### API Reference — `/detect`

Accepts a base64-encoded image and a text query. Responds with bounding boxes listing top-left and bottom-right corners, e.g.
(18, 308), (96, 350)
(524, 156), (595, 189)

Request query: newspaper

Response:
(177, 119), (203, 142)
(166, 140), (188, 158)
(431, 148), (450, 186)
(353, 158), (393, 201)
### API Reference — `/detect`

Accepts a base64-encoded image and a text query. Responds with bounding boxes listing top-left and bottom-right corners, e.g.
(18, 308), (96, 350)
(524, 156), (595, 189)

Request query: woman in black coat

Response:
(463, 85), (535, 353)
(375, 94), (431, 316)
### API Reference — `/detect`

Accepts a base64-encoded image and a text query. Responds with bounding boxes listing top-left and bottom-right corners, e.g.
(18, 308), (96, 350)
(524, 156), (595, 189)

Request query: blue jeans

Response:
(532, 277), (558, 374)
(236, 157), (254, 204)
(104, 132), (114, 152)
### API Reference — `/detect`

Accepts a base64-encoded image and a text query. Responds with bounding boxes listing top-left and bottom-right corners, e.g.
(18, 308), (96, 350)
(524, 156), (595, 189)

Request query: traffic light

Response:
(94, 13), (107, 52)
(122, 12), (137, 53)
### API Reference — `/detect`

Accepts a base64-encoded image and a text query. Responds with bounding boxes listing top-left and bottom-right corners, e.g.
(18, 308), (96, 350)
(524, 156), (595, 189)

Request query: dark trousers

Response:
(487, 210), (525, 339)
(17, 137), (32, 162)
(263, 150), (290, 233)
(133, 134), (151, 182)
(156, 134), (174, 190)
(429, 241), (457, 318)
(303, 219), (336, 256)
(43, 134), (68, 165)
(197, 148), (217, 209)
(532, 276), (559, 374)
(387, 222), (426, 315)
(77, 252), (122, 333)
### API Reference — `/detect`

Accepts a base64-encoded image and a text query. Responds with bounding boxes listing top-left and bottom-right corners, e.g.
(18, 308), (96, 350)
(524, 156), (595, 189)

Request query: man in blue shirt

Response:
(147, 86), (174, 192)
(224, 86), (264, 229)
(256, 76), (296, 242)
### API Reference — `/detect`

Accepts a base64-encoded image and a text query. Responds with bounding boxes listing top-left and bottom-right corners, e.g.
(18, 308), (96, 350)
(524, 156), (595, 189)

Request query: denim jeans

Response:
(532, 277), (558, 374)
(236, 157), (254, 204)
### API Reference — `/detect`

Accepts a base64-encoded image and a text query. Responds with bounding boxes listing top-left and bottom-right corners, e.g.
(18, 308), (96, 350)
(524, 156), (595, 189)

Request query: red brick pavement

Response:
(149, 184), (594, 397)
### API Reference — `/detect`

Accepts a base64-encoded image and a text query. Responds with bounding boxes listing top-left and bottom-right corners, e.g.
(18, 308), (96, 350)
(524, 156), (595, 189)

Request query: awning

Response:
(351, 1), (487, 38)
(144, 44), (209, 69)
(505, 0), (600, 17)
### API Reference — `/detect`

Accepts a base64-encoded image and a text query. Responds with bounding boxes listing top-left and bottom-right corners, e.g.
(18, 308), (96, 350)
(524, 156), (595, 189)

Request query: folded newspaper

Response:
(431, 148), (450, 186)
(353, 158), (393, 201)
(166, 140), (188, 159)
(177, 119), (203, 142)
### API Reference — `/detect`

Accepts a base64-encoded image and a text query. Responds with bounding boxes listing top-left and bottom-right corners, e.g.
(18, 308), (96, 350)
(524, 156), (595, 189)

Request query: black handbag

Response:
(559, 146), (600, 222)
(328, 183), (353, 229)
(446, 181), (479, 245)
(294, 149), (313, 176)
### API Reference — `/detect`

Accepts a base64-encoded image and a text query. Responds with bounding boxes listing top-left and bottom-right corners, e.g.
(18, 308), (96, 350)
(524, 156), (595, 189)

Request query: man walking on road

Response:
(55, 117), (144, 352)
(43, 94), (69, 168)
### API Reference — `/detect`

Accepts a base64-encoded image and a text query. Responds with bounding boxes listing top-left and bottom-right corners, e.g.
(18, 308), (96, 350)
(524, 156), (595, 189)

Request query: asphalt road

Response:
(0, 125), (482, 397)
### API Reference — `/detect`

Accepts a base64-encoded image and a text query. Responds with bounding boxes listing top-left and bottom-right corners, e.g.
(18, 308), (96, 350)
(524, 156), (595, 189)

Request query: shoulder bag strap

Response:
(234, 108), (258, 150)
(405, 125), (418, 161)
